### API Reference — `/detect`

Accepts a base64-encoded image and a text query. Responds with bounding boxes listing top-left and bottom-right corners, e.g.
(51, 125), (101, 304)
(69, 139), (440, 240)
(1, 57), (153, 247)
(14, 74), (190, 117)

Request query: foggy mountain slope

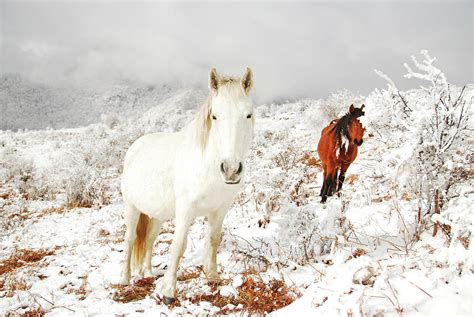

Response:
(0, 74), (200, 131)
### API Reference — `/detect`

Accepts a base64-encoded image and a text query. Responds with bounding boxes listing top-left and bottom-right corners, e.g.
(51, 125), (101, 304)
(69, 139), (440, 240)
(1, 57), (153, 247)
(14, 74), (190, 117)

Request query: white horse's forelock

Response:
(194, 77), (244, 152)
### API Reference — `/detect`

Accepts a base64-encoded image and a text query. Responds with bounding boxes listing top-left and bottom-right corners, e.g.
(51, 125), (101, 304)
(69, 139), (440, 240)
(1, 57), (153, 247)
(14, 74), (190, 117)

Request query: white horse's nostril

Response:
(236, 162), (243, 175)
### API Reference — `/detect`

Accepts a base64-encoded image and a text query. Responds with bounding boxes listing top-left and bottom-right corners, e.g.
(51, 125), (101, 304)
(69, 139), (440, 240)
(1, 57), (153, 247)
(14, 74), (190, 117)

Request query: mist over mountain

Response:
(0, 74), (204, 130)
(1, 1), (472, 106)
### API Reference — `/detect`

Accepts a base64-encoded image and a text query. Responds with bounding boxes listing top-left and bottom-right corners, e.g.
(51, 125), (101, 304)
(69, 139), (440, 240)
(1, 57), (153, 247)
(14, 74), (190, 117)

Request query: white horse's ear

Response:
(242, 67), (253, 95)
(209, 68), (220, 94)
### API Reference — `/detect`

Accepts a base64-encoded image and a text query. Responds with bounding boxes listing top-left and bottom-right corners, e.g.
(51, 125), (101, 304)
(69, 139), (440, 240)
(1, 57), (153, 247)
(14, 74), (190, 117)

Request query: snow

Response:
(0, 66), (472, 315)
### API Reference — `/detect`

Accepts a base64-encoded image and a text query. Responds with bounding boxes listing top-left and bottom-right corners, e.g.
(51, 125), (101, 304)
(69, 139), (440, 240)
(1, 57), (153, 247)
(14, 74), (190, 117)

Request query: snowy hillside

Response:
(0, 74), (195, 131)
(0, 53), (472, 316)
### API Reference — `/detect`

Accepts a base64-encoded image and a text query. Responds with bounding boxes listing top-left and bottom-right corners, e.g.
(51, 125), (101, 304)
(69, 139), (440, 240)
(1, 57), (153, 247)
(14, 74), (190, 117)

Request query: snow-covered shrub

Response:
(101, 113), (120, 129)
(321, 89), (364, 119)
(285, 206), (322, 264)
(373, 50), (472, 228)
(65, 160), (110, 208)
(4, 159), (56, 200)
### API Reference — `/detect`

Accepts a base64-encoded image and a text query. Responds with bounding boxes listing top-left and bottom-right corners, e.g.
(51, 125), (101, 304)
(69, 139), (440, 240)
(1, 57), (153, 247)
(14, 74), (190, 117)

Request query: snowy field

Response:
(0, 53), (472, 316)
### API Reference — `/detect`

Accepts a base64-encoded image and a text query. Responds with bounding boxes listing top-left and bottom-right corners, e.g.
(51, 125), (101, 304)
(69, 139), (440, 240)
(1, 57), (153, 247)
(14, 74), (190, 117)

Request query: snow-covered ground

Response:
(0, 58), (472, 316)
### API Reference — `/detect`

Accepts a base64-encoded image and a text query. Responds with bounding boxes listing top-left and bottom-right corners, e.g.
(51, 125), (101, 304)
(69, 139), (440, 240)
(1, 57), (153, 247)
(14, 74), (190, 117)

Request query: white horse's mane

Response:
(193, 77), (244, 152)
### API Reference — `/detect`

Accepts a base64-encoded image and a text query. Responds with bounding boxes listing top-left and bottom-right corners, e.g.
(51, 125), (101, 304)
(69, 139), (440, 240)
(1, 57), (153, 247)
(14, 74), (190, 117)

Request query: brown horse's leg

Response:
(321, 162), (336, 203)
(337, 164), (350, 192)
(320, 163), (327, 197)
(328, 168), (339, 196)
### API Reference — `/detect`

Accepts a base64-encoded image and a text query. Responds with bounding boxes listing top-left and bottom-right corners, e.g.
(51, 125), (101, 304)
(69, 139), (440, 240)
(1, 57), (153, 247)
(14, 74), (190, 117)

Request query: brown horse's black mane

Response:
(330, 107), (365, 142)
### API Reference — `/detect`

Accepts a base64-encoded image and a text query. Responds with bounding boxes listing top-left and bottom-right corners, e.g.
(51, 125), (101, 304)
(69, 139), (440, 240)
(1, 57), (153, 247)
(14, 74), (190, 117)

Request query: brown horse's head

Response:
(348, 104), (365, 146)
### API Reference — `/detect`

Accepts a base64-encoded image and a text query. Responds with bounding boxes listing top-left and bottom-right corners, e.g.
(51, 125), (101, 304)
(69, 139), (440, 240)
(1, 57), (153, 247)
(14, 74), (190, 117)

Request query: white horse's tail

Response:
(131, 213), (149, 272)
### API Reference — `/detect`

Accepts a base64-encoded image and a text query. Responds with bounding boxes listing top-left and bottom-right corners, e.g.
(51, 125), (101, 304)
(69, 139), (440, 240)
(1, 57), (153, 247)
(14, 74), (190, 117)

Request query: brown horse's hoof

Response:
(163, 296), (176, 305)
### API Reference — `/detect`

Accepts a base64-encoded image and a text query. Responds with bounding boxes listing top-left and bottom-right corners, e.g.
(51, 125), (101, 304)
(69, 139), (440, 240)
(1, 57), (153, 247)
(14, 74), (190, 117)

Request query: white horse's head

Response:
(200, 67), (254, 185)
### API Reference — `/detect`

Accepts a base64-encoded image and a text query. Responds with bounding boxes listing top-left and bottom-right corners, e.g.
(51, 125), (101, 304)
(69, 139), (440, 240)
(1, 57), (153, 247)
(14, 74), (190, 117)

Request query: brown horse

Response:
(317, 104), (365, 203)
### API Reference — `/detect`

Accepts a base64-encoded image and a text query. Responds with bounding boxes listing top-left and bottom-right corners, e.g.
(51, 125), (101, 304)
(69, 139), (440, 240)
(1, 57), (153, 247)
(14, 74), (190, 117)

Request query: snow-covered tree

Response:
(374, 50), (472, 225)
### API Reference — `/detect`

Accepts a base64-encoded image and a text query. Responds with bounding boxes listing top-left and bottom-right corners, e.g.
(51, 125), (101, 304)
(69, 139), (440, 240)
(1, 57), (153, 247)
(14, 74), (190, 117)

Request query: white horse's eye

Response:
(212, 115), (217, 120)
(247, 114), (252, 119)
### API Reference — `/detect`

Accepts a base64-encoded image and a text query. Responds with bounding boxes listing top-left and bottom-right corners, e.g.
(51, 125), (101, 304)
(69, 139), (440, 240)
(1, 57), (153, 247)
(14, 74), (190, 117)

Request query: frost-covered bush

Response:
(62, 122), (143, 207)
(321, 89), (364, 119)
(4, 158), (56, 200)
(65, 161), (110, 208)
(285, 206), (322, 264)
(373, 50), (472, 223)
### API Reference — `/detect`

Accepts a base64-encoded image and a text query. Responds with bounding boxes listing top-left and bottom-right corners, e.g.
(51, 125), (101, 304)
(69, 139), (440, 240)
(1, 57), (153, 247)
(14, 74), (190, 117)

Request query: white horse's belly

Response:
(121, 132), (179, 219)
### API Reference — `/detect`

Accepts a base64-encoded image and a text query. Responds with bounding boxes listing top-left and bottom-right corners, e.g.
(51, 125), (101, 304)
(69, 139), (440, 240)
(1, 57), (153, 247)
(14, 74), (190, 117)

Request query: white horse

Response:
(119, 67), (255, 302)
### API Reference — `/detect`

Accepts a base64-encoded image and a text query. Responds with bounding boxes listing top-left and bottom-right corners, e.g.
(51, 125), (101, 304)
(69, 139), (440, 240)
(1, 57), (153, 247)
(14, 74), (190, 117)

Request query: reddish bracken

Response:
(112, 277), (157, 303)
(0, 249), (55, 276)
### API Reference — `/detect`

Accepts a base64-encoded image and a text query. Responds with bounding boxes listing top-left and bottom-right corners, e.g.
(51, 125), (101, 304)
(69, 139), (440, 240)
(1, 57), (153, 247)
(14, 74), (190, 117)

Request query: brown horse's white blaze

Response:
(317, 104), (365, 203)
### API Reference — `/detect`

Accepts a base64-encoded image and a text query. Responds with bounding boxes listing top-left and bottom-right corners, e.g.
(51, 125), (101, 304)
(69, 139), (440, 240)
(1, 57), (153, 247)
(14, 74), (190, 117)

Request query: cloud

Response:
(1, 1), (472, 102)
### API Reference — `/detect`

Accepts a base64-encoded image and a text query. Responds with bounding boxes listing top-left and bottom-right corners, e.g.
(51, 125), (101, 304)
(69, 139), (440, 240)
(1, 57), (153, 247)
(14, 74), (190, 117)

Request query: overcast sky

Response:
(0, 1), (472, 102)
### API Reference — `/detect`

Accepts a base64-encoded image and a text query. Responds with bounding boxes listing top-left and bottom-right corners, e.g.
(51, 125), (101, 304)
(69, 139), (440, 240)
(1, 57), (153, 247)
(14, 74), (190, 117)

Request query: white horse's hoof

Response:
(163, 296), (176, 305)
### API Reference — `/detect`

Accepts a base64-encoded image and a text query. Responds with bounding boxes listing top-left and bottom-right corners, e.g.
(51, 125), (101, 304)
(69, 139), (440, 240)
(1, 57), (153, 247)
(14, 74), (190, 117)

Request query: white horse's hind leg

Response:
(143, 218), (164, 278)
(203, 210), (226, 282)
(119, 203), (141, 285)
(161, 207), (193, 301)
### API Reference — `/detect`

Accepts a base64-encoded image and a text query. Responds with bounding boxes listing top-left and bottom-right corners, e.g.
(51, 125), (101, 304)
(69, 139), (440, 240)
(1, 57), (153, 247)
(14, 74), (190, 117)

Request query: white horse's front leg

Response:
(203, 210), (226, 282)
(161, 207), (192, 302)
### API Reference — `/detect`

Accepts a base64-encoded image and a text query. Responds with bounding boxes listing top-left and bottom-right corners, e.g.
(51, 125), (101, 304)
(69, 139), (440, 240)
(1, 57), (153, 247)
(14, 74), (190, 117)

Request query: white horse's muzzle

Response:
(220, 160), (243, 185)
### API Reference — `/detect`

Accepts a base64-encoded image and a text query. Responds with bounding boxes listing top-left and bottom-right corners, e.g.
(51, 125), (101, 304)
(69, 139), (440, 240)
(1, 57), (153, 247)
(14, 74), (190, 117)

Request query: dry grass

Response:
(97, 229), (110, 238)
(235, 275), (299, 315)
(290, 171), (317, 207)
(371, 194), (392, 203)
(0, 249), (55, 276)
(20, 308), (46, 317)
(300, 152), (322, 169)
(111, 270), (299, 315)
(185, 273), (300, 315)
(352, 248), (367, 258)
(37, 206), (65, 218)
(345, 174), (359, 185)
(273, 145), (299, 171)
(459, 235), (470, 249)
(112, 277), (157, 303)
(1, 275), (30, 297)
(0, 191), (15, 200)
(187, 291), (239, 313)
(177, 266), (202, 282)
(67, 276), (88, 300)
